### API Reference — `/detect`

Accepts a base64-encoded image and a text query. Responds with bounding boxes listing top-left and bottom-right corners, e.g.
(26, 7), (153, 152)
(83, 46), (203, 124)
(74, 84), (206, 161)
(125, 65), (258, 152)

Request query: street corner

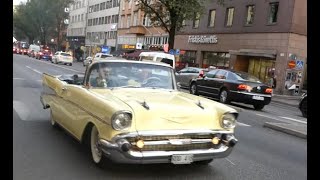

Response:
(263, 122), (307, 139)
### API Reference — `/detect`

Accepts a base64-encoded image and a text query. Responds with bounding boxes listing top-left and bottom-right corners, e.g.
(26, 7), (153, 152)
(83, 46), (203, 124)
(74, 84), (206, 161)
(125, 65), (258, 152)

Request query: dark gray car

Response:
(175, 67), (208, 88)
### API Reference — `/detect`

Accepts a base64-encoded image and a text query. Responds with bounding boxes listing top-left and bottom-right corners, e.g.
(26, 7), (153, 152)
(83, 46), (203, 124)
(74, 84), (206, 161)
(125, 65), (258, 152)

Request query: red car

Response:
(35, 48), (53, 60)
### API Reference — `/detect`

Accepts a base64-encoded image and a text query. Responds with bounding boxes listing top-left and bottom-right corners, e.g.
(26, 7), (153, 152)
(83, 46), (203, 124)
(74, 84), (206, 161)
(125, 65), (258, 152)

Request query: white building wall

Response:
(67, 0), (88, 37)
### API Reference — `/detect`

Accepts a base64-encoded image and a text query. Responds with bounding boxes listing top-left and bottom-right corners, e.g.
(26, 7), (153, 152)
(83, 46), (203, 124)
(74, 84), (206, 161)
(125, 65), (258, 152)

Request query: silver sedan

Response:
(175, 67), (208, 88)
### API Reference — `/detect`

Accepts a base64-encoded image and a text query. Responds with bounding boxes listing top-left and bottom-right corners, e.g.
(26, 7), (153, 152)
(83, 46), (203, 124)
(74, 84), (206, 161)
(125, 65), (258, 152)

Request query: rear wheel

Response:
(69, 63), (72, 66)
(219, 89), (230, 104)
(49, 109), (58, 128)
(190, 82), (198, 95)
(253, 103), (265, 110)
(300, 99), (307, 118)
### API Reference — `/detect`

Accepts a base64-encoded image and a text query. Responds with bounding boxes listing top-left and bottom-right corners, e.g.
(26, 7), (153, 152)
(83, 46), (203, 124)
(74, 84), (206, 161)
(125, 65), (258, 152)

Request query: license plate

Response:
(252, 95), (264, 100)
(171, 154), (193, 164)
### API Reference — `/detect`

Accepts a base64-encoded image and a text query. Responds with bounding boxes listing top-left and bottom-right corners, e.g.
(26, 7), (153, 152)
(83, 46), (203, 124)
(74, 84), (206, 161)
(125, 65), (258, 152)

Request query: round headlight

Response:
(221, 113), (237, 129)
(111, 112), (132, 130)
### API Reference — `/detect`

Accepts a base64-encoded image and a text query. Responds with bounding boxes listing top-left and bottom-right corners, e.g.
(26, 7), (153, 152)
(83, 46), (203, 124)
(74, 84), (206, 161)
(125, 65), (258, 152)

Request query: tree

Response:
(138, 0), (225, 50)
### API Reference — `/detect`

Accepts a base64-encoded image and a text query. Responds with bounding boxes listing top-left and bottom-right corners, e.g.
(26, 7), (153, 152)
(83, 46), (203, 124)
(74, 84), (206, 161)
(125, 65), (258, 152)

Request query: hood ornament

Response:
(196, 100), (204, 109)
(138, 100), (150, 110)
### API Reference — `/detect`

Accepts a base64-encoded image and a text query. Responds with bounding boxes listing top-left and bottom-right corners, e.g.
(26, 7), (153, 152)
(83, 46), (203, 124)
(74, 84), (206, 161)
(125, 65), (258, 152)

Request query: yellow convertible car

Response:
(40, 60), (238, 166)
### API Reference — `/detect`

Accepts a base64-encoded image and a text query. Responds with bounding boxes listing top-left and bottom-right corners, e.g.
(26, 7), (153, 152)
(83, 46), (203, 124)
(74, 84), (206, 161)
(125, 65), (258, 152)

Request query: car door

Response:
(185, 68), (200, 87)
(53, 52), (58, 62)
(175, 68), (189, 87)
(211, 70), (228, 96)
(197, 69), (218, 94)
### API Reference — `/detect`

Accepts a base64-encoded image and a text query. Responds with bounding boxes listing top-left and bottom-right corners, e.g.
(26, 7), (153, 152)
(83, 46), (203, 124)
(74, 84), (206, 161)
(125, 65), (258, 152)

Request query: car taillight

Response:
(50, 54), (53, 56)
(238, 84), (252, 91)
(40, 52), (43, 55)
(265, 88), (273, 94)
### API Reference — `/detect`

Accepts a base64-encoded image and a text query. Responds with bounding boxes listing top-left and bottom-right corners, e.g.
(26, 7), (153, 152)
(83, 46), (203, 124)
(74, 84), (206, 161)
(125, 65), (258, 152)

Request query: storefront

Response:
(174, 33), (307, 95)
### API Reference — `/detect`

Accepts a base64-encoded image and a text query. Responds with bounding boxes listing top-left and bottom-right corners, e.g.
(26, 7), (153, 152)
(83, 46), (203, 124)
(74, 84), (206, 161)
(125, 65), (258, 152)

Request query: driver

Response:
(96, 66), (111, 87)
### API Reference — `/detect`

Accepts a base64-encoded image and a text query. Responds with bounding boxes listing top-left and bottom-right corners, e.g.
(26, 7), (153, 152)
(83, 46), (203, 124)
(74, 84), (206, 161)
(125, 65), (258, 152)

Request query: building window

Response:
(128, 0), (132, 9)
(89, 6), (93, 13)
(133, 11), (138, 26)
(203, 52), (230, 68)
(78, 15), (80, 22)
(115, 15), (119, 23)
(107, 0), (112, 9)
(111, 15), (115, 23)
(102, 16), (105, 24)
(121, 15), (125, 28)
(208, 9), (216, 27)
(245, 5), (255, 25)
(81, 14), (84, 21)
(143, 14), (151, 26)
(193, 12), (200, 28)
(127, 15), (131, 28)
(268, 2), (279, 24)
(225, 7), (234, 27)
(113, 0), (117, 7)
(107, 16), (111, 24)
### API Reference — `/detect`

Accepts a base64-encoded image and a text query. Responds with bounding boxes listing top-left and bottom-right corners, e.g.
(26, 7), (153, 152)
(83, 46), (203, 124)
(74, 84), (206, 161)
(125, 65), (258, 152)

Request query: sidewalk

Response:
(271, 94), (301, 107)
(264, 122), (307, 139)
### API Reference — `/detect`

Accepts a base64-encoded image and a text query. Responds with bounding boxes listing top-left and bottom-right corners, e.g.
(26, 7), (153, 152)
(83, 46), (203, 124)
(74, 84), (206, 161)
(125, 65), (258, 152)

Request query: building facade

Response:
(67, 0), (88, 50)
(117, 0), (169, 51)
(85, 0), (120, 53)
(174, 0), (307, 95)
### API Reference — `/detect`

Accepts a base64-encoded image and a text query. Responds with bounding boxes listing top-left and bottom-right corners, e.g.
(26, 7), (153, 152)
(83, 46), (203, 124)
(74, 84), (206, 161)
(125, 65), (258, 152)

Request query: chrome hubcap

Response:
(91, 126), (102, 163)
(220, 91), (227, 103)
(191, 85), (196, 94)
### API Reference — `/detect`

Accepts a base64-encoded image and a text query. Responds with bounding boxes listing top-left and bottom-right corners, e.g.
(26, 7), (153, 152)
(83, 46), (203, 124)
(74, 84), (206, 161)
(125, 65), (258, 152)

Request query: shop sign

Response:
(188, 35), (218, 44)
(122, 44), (135, 49)
(288, 60), (296, 69)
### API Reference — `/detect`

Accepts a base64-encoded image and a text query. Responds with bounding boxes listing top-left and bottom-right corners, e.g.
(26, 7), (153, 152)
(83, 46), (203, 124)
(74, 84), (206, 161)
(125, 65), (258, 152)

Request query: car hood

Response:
(91, 88), (237, 131)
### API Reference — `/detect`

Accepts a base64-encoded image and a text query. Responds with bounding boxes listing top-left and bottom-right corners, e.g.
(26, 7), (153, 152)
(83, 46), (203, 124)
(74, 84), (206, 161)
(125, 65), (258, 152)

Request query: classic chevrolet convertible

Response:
(40, 60), (238, 166)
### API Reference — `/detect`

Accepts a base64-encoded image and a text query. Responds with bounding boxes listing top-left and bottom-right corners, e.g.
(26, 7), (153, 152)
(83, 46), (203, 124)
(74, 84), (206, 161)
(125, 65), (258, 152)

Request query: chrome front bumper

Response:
(98, 130), (237, 164)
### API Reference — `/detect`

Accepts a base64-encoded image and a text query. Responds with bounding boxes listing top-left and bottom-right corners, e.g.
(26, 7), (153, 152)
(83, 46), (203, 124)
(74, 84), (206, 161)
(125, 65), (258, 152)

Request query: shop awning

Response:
(229, 49), (277, 59)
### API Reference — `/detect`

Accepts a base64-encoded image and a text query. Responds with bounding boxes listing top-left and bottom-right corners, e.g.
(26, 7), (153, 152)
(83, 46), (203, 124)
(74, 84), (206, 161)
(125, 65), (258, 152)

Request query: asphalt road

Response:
(13, 54), (307, 180)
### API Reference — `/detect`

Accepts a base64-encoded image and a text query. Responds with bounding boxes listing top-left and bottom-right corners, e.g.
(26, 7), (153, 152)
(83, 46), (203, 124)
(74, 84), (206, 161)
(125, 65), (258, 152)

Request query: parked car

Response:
(41, 60), (238, 166)
(27, 44), (41, 58)
(51, 51), (73, 66)
(13, 46), (18, 53)
(83, 53), (115, 66)
(139, 51), (176, 70)
(35, 48), (52, 60)
(190, 69), (273, 110)
(176, 67), (209, 89)
(299, 93), (307, 118)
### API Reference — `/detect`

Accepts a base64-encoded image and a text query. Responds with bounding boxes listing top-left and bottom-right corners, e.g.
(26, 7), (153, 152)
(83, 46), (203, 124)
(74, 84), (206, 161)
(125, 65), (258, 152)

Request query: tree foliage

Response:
(138, 0), (225, 50)
(13, 0), (73, 48)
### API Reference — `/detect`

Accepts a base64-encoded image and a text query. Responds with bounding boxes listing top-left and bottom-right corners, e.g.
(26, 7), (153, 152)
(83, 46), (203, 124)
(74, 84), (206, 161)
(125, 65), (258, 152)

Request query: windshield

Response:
(87, 62), (174, 89)
(233, 71), (262, 83)
(101, 54), (112, 58)
(61, 53), (71, 56)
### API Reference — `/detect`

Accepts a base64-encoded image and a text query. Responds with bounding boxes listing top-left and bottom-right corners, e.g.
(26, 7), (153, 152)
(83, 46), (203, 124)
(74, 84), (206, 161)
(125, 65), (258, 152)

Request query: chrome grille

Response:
(127, 134), (223, 151)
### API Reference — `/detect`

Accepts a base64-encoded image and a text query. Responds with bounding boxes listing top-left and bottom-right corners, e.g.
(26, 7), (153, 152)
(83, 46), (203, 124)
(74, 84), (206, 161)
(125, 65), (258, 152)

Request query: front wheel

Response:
(219, 89), (230, 104)
(253, 103), (265, 110)
(69, 63), (72, 66)
(190, 83), (198, 95)
(90, 126), (107, 167)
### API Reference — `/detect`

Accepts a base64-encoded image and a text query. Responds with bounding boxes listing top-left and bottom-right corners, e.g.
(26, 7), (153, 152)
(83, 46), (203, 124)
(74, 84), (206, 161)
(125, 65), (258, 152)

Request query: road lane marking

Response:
(279, 116), (307, 124)
(35, 59), (82, 73)
(13, 78), (25, 80)
(26, 66), (42, 74)
(13, 100), (30, 121)
(256, 113), (307, 124)
(225, 158), (236, 165)
(237, 122), (251, 127)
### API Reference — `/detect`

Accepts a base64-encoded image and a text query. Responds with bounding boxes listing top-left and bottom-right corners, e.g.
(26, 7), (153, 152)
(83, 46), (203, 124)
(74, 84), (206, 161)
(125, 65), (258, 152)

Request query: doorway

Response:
(248, 58), (275, 84)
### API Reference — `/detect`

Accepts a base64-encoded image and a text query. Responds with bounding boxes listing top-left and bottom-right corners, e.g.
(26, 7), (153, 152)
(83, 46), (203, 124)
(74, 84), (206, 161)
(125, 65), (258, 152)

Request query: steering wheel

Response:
(142, 77), (162, 86)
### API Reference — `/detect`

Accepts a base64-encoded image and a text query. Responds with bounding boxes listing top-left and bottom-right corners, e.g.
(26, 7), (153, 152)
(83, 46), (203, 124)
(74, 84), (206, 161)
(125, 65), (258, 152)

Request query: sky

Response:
(13, 0), (27, 5)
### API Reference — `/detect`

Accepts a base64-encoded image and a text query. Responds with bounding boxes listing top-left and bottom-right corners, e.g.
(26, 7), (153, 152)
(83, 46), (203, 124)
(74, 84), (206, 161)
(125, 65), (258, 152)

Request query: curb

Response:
(263, 122), (307, 139)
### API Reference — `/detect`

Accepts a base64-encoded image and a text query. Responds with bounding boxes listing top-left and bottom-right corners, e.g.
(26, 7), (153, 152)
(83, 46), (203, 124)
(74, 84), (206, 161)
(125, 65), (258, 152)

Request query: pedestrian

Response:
(272, 75), (277, 89)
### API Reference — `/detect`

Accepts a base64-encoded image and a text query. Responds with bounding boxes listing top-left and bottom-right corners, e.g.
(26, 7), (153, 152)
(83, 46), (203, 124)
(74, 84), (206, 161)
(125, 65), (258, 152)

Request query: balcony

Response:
(127, 26), (146, 35)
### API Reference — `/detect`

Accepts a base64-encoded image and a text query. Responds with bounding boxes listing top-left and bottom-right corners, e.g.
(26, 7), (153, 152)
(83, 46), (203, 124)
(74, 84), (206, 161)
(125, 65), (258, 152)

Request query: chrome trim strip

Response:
(198, 85), (220, 90)
(230, 90), (272, 97)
